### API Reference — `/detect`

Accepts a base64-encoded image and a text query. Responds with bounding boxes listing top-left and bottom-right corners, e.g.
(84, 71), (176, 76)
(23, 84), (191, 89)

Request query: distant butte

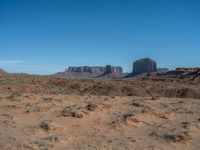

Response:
(125, 58), (157, 78)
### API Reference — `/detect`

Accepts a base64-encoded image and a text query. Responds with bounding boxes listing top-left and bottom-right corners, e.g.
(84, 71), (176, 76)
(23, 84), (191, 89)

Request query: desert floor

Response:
(0, 74), (200, 150)
(0, 94), (200, 150)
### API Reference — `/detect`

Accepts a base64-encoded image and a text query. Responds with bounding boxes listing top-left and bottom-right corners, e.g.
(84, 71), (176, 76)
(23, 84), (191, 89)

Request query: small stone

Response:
(39, 121), (51, 132)
(86, 102), (97, 111)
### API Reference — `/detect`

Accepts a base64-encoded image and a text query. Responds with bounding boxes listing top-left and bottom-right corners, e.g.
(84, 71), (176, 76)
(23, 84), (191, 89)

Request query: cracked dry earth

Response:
(0, 93), (200, 150)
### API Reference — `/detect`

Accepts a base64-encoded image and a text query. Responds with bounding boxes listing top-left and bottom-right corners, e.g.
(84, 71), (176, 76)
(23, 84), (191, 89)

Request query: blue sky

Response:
(0, 0), (200, 74)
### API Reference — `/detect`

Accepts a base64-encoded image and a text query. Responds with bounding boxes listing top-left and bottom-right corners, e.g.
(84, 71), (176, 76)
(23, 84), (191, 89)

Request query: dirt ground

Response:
(1, 94), (200, 150)
(0, 74), (200, 150)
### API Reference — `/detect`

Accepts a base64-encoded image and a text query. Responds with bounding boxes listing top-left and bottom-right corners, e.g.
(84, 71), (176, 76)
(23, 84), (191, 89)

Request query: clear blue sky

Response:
(0, 0), (200, 74)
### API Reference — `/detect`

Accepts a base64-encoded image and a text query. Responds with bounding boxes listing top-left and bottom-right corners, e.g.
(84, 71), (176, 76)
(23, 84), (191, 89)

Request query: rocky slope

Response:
(156, 68), (200, 83)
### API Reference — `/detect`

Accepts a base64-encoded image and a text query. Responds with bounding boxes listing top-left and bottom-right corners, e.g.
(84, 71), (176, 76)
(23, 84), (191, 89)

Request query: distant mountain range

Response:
(53, 58), (169, 79)
(3, 58), (195, 79)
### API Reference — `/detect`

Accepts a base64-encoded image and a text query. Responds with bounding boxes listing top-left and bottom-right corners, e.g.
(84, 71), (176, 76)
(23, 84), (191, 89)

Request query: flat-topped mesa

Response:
(54, 65), (123, 79)
(67, 66), (105, 73)
(132, 58), (157, 75)
(66, 65), (123, 74)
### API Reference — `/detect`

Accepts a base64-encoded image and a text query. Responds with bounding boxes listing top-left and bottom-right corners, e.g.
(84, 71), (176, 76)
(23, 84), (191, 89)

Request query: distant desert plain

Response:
(0, 58), (200, 150)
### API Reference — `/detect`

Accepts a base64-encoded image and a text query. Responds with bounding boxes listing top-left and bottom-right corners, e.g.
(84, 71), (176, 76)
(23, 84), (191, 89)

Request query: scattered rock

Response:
(39, 121), (52, 132)
(150, 130), (191, 143)
(60, 105), (85, 118)
(181, 122), (190, 129)
(71, 111), (84, 118)
(132, 102), (145, 107)
(31, 141), (54, 150)
(109, 112), (135, 127)
(42, 135), (66, 143)
(86, 102), (97, 111)
(163, 131), (191, 143)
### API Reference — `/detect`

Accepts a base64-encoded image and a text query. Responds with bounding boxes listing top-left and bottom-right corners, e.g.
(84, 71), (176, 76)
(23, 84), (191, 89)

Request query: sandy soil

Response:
(0, 94), (200, 150)
(0, 74), (200, 150)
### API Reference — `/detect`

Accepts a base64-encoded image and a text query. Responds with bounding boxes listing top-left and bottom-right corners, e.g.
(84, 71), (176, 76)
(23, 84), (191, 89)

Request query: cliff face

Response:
(124, 58), (157, 78)
(104, 65), (123, 74)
